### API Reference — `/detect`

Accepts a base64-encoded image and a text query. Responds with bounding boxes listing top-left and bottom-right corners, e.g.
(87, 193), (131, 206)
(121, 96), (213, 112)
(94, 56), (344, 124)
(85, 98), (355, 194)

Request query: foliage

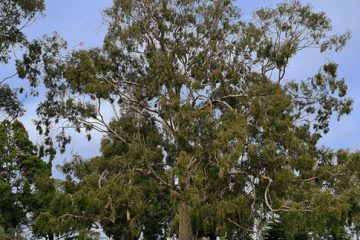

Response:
(0, 0), (45, 118)
(15, 0), (359, 239)
(263, 220), (309, 240)
(0, 120), (53, 238)
(34, 114), (172, 239)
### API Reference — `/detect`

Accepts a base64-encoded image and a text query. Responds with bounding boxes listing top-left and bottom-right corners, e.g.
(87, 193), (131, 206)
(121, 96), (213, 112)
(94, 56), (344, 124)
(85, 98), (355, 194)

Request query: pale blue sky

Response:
(10, 0), (360, 177)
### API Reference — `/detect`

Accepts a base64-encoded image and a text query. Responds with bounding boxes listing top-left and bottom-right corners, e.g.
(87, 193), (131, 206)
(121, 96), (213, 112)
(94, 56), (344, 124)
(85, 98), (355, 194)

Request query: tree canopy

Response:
(0, 120), (53, 239)
(0, 0), (45, 118)
(0, 1), (57, 239)
(2, 0), (360, 239)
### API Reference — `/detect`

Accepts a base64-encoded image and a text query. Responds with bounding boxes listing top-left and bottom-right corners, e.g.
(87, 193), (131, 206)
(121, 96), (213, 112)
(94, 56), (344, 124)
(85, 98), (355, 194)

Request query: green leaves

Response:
(285, 62), (352, 135)
(17, 0), (356, 239)
(0, 84), (23, 118)
(0, 0), (44, 63)
(0, 120), (53, 237)
(0, 0), (45, 118)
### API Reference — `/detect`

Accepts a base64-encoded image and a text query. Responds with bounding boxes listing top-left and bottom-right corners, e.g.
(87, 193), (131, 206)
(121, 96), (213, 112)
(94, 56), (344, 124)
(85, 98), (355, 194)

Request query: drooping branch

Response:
(261, 175), (275, 212)
(130, 167), (176, 192)
(227, 218), (257, 233)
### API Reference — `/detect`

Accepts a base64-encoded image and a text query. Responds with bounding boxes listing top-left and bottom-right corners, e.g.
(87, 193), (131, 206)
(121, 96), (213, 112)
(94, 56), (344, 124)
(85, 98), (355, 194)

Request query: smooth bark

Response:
(179, 202), (193, 240)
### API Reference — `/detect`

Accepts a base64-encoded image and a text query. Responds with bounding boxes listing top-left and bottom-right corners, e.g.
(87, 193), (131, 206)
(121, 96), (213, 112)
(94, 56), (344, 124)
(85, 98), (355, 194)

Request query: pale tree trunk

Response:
(125, 209), (135, 240)
(178, 201), (193, 240)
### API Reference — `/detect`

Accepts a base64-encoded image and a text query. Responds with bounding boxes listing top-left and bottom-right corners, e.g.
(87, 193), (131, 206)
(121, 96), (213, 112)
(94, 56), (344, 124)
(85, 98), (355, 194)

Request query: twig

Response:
(227, 218), (257, 233)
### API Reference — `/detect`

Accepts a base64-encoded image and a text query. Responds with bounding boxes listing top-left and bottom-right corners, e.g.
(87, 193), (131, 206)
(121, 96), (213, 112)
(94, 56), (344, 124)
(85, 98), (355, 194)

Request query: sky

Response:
(5, 0), (360, 178)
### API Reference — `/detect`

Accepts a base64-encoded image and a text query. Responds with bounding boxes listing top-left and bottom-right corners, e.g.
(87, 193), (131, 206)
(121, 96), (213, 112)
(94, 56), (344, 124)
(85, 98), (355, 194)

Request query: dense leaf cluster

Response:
(1, 0), (360, 239)
(0, 120), (53, 239)
(0, 0), (45, 118)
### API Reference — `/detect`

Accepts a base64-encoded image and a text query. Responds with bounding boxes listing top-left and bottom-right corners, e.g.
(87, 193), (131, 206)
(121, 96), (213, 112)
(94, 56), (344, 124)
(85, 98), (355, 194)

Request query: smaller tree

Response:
(0, 120), (54, 238)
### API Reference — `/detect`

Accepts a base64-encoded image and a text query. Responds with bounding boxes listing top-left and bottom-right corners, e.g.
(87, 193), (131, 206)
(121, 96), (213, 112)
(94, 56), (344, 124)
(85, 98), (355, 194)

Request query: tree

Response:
(0, 120), (53, 238)
(0, 2), (60, 238)
(34, 113), (172, 240)
(20, 0), (358, 239)
(0, 0), (45, 118)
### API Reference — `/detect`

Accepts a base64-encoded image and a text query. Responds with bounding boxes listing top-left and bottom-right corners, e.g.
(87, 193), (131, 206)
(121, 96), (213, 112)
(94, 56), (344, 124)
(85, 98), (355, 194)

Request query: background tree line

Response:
(1, 0), (360, 239)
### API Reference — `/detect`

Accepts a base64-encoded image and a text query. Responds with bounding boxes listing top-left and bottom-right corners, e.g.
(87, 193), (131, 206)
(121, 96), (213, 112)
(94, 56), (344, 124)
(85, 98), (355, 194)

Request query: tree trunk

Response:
(125, 231), (135, 240)
(179, 202), (193, 240)
(48, 233), (54, 240)
(125, 209), (135, 240)
(208, 234), (217, 240)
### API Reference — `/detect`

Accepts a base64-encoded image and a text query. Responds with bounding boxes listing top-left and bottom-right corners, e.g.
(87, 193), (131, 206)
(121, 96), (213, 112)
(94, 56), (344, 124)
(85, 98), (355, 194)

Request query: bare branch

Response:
(261, 175), (275, 212)
(227, 218), (257, 233)
(98, 169), (108, 188)
(130, 167), (177, 192)
(0, 72), (17, 84)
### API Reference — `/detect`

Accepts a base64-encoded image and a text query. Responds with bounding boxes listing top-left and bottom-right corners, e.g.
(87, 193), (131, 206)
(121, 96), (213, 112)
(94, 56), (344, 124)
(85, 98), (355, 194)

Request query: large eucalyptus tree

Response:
(19, 0), (360, 239)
